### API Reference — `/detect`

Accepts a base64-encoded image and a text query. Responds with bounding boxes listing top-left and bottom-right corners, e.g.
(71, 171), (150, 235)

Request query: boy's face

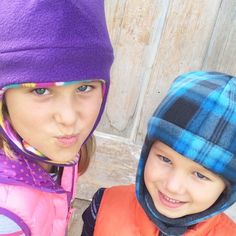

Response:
(144, 141), (226, 218)
(4, 81), (103, 163)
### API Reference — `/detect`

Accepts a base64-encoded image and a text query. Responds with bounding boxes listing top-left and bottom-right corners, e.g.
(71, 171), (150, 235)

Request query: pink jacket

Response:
(0, 151), (78, 236)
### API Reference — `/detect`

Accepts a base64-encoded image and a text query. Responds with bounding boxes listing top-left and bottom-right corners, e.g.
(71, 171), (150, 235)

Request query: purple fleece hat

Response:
(0, 0), (114, 165)
(0, 0), (114, 124)
(0, 0), (113, 88)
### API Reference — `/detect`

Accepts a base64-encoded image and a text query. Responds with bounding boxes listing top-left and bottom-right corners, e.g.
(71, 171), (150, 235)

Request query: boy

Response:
(82, 71), (236, 235)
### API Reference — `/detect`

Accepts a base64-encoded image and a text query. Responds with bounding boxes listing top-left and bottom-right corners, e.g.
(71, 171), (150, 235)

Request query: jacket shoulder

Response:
(214, 213), (236, 235)
(187, 213), (236, 236)
(104, 184), (135, 196)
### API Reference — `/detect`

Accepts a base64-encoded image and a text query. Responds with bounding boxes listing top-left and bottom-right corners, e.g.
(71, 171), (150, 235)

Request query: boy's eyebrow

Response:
(196, 165), (219, 177)
(152, 143), (166, 154)
(152, 143), (225, 182)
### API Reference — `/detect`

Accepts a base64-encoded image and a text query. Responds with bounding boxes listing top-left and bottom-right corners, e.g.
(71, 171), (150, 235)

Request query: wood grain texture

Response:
(203, 0), (236, 74)
(98, 0), (169, 137)
(136, 0), (221, 143)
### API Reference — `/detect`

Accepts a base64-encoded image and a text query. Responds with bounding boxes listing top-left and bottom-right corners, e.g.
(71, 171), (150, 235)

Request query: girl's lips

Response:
(158, 191), (186, 209)
(56, 135), (79, 147)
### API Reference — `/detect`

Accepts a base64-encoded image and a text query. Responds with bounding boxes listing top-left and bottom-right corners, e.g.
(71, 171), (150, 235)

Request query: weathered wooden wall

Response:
(77, 0), (236, 200)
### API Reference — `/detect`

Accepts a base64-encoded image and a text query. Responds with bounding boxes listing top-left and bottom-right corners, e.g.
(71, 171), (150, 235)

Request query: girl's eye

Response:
(194, 172), (209, 181)
(33, 88), (49, 95)
(77, 85), (93, 92)
(158, 155), (172, 164)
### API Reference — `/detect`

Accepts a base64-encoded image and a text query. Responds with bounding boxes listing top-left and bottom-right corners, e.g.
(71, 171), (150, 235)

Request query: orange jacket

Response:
(94, 185), (236, 236)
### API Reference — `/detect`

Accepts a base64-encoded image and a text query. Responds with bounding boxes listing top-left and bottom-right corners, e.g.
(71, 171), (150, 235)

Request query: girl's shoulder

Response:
(0, 151), (64, 193)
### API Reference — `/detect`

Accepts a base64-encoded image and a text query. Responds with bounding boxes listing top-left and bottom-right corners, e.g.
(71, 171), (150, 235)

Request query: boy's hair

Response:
(136, 71), (236, 234)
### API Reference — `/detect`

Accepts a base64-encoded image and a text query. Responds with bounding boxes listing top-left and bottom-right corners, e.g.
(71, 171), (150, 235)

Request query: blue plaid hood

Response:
(136, 71), (236, 235)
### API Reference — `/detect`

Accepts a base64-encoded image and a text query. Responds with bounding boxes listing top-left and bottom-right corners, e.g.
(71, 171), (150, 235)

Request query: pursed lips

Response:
(56, 134), (79, 146)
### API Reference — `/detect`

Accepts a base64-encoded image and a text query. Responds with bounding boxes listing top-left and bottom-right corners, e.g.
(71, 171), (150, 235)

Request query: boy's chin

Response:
(154, 203), (188, 219)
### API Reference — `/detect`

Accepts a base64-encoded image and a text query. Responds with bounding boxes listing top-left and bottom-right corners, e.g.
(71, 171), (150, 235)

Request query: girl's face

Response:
(144, 141), (226, 218)
(5, 81), (103, 163)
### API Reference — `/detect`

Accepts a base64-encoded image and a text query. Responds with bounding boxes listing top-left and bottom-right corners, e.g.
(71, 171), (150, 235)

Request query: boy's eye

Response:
(77, 85), (93, 92)
(158, 155), (172, 164)
(33, 88), (49, 95)
(194, 172), (209, 181)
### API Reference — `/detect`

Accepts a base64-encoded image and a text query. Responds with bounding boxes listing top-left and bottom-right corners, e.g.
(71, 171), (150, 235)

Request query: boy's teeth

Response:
(163, 194), (181, 203)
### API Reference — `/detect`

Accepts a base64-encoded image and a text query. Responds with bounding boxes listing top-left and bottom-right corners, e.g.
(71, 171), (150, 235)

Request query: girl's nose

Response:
(53, 96), (78, 127)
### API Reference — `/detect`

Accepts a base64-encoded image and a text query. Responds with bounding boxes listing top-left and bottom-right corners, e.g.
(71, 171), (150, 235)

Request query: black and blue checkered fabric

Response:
(136, 71), (236, 235)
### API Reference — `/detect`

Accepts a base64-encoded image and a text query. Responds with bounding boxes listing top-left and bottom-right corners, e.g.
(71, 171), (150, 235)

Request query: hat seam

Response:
(1, 46), (113, 54)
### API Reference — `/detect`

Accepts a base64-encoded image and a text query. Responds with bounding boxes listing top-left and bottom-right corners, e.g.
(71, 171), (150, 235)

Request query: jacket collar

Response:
(0, 150), (66, 193)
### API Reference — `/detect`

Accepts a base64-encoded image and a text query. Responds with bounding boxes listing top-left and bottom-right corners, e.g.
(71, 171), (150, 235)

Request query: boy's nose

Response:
(164, 171), (186, 195)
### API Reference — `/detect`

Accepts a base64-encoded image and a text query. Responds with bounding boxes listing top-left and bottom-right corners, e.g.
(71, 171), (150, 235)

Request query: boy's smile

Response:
(4, 81), (103, 164)
(158, 190), (186, 208)
(144, 141), (226, 218)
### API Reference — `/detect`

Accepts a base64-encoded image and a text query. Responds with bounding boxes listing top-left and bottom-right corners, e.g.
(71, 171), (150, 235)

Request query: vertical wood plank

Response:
(104, 0), (127, 46)
(136, 0), (221, 143)
(203, 0), (236, 74)
(99, 0), (170, 138)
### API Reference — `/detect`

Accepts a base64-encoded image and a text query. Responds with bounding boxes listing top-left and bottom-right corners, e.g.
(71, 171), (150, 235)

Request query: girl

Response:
(0, 0), (113, 235)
